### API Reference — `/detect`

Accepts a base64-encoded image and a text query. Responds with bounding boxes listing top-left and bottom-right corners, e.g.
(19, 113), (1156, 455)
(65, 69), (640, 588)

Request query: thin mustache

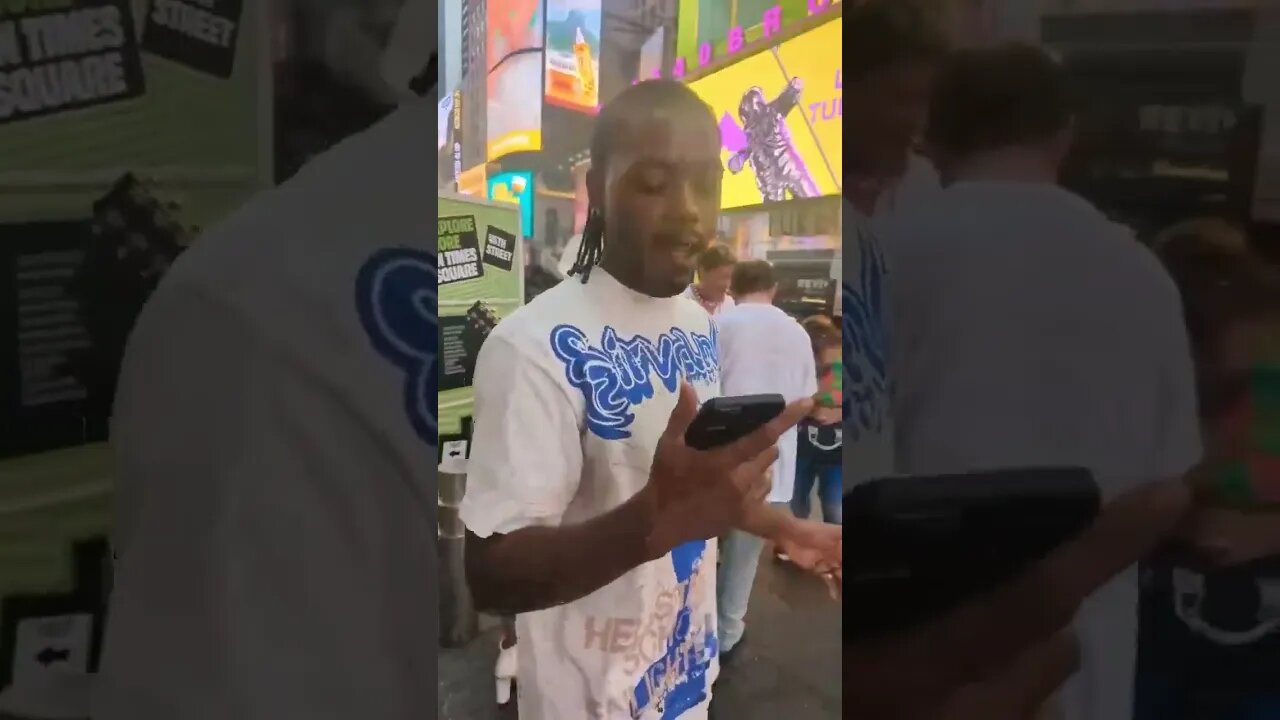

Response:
(656, 231), (708, 246)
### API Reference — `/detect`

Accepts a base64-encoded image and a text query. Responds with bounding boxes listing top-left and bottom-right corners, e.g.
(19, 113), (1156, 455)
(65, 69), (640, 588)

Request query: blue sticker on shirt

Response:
(843, 228), (890, 440)
(355, 247), (435, 444)
(631, 539), (717, 718)
(550, 323), (719, 440)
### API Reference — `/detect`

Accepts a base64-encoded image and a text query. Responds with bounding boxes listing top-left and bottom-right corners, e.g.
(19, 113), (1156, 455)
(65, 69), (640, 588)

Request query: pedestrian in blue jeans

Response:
(790, 315), (843, 527)
(793, 423), (843, 524)
(1133, 222), (1280, 720)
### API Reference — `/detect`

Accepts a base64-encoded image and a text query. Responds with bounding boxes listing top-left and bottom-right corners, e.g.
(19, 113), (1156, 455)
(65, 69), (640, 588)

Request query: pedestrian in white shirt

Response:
(459, 80), (841, 720)
(713, 260), (818, 661)
(888, 44), (1203, 720)
(683, 243), (737, 316)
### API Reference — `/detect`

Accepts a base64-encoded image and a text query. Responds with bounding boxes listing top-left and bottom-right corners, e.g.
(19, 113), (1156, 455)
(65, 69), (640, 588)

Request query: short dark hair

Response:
(802, 315), (840, 354)
(926, 43), (1074, 160)
(847, 0), (948, 80)
(697, 243), (737, 271)
(730, 260), (775, 296)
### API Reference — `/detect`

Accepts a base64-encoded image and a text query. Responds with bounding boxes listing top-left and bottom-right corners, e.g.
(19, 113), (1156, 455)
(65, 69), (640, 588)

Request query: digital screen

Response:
(572, 163), (590, 234)
(675, 0), (840, 73)
(636, 27), (665, 82)
(488, 171), (536, 239)
(545, 0), (602, 113)
(687, 17), (842, 209)
(438, 93), (453, 151)
(487, 0), (544, 160)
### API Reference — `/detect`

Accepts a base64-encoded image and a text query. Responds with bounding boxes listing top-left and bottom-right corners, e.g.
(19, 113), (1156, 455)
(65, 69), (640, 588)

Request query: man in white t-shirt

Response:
(888, 44), (1202, 720)
(458, 80), (842, 720)
(94, 100), (437, 717)
(681, 243), (737, 317)
(712, 260), (817, 659)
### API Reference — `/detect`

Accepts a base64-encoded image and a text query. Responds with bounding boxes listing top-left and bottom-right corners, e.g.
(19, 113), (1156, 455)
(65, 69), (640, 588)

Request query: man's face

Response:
(846, 59), (936, 176)
(698, 264), (734, 299)
(595, 105), (723, 297)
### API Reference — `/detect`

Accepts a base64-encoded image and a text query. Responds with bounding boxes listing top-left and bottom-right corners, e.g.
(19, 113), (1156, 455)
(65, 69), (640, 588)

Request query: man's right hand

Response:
(845, 477), (1192, 718)
(642, 382), (812, 557)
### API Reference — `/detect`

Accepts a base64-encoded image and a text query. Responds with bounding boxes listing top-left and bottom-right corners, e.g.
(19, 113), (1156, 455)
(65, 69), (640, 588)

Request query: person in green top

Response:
(1137, 220), (1280, 720)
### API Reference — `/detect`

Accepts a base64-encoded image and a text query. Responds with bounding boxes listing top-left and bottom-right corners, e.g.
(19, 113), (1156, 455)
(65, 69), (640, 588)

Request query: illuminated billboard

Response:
(636, 27), (665, 83)
(487, 0), (544, 160)
(675, 0), (840, 77)
(488, 171), (536, 239)
(545, 0), (602, 113)
(439, 93), (453, 152)
(687, 17), (841, 209)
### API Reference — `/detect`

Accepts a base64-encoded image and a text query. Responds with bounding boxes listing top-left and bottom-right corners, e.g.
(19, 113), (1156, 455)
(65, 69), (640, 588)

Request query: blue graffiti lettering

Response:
(843, 228), (890, 440)
(631, 540), (717, 718)
(355, 247), (436, 444)
(550, 323), (720, 440)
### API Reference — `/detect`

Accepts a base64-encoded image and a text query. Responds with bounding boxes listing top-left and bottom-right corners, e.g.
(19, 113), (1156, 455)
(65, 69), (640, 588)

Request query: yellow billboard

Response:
(687, 17), (841, 209)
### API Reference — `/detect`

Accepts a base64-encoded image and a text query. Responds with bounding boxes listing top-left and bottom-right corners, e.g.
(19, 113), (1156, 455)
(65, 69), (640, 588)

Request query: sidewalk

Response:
(710, 554), (841, 718)
(438, 617), (509, 720)
(437, 553), (841, 719)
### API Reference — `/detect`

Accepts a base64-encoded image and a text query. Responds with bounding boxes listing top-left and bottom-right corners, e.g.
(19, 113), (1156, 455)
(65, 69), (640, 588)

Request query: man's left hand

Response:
(1183, 507), (1280, 567)
(778, 519), (842, 599)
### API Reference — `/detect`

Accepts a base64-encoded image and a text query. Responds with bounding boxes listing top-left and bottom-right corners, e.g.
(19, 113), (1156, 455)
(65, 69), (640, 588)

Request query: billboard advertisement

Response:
(438, 193), (524, 444)
(487, 0), (544, 160)
(675, 0), (840, 77)
(636, 27), (665, 83)
(545, 0), (602, 113)
(572, 162), (590, 234)
(488, 171), (536, 239)
(687, 17), (842, 209)
(439, 93), (454, 151)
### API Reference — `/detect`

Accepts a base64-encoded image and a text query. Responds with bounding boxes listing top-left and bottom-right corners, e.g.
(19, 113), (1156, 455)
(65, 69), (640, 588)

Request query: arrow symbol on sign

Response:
(36, 647), (70, 666)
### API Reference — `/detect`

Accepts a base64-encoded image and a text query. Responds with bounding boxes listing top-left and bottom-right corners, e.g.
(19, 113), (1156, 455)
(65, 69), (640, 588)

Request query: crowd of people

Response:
(77, 2), (1280, 719)
(458, 1), (1280, 715)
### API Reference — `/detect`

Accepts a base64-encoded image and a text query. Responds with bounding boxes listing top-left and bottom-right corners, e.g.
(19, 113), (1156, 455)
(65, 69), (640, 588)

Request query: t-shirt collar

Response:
(586, 267), (686, 309)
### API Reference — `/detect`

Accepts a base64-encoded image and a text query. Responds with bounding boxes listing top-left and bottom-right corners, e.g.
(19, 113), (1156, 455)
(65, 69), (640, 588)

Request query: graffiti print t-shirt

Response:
(95, 100), (436, 718)
(460, 270), (722, 720)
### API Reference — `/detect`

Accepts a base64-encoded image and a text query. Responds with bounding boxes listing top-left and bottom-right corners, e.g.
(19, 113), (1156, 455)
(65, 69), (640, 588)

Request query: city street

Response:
(437, 549), (841, 719)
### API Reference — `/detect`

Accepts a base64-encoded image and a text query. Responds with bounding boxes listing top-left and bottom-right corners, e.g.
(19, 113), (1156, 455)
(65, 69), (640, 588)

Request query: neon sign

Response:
(665, 0), (839, 81)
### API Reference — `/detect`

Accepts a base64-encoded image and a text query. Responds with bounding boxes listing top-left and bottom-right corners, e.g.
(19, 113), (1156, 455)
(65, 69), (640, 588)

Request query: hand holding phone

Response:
(641, 385), (811, 558)
(844, 468), (1101, 642)
(845, 479), (1191, 719)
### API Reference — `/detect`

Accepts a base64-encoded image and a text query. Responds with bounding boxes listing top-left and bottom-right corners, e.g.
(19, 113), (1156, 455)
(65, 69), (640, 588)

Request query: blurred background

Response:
(0, 2), (431, 716)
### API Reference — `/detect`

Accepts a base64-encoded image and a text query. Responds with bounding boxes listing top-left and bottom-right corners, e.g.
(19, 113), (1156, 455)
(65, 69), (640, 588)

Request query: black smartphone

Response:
(843, 467), (1100, 643)
(684, 394), (786, 450)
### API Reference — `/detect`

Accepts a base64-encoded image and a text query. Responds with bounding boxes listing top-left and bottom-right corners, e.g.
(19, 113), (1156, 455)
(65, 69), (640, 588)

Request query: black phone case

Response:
(684, 394), (786, 450)
(843, 467), (1100, 643)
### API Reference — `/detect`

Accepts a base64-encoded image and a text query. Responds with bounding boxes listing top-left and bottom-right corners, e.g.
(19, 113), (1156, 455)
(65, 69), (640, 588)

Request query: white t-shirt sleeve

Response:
(459, 332), (584, 537)
(1152, 282), (1205, 477)
(96, 286), (432, 719)
(801, 326), (819, 399)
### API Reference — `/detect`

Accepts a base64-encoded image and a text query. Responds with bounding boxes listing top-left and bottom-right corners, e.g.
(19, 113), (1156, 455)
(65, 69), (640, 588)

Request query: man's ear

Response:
(586, 165), (604, 212)
(1050, 117), (1077, 168)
